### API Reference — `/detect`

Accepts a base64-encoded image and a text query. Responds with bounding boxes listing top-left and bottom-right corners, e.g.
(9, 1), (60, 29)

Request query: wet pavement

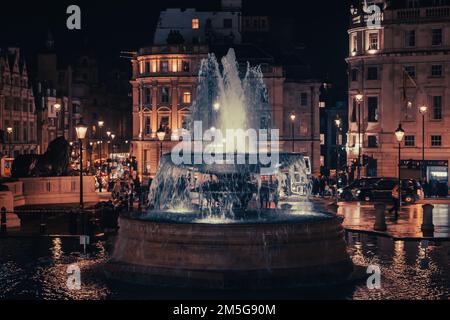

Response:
(337, 202), (450, 240)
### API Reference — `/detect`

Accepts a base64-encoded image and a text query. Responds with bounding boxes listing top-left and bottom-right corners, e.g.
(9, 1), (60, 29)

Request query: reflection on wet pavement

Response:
(338, 202), (450, 239)
(0, 232), (449, 299)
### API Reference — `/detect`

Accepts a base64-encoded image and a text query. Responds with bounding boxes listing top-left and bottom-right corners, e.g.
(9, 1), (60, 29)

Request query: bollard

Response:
(421, 204), (434, 236)
(327, 202), (339, 215)
(1, 207), (7, 233)
(374, 203), (387, 231)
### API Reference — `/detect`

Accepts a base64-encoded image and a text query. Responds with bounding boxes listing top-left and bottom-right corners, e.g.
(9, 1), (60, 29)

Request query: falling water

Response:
(147, 49), (313, 221)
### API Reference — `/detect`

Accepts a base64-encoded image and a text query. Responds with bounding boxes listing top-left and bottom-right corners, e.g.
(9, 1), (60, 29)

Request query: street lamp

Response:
(419, 105), (427, 183)
(355, 93), (364, 179)
(157, 126), (166, 158)
(54, 103), (61, 137)
(111, 134), (116, 160)
(289, 112), (296, 153)
(106, 130), (111, 158)
(89, 141), (94, 173)
(98, 120), (104, 166)
(213, 101), (220, 111)
(75, 120), (88, 211)
(6, 127), (13, 158)
(335, 115), (342, 174)
(395, 124), (405, 217)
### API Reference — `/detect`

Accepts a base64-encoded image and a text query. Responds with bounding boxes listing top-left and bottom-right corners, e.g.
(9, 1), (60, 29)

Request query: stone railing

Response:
(1, 176), (99, 208)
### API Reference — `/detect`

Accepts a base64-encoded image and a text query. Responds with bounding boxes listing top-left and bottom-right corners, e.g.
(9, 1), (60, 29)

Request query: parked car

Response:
(337, 177), (382, 201)
(354, 178), (424, 204)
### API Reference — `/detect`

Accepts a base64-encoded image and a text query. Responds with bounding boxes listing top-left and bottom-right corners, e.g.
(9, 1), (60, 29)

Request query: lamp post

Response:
(419, 105), (427, 183)
(6, 127), (13, 158)
(54, 103), (61, 137)
(355, 93), (364, 179)
(89, 141), (94, 173)
(157, 126), (166, 158)
(75, 120), (88, 211)
(289, 112), (296, 153)
(335, 115), (342, 174)
(395, 124), (405, 216)
(98, 120), (104, 166)
(106, 130), (111, 159)
(111, 133), (116, 161)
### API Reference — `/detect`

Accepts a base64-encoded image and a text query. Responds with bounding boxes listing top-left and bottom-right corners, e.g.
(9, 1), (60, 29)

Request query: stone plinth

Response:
(3, 176), (99, 207)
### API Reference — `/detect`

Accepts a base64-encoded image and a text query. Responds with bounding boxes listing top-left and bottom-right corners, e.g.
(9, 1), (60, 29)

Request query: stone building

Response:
(0, 48), (38, 158)
(347, 0), (450, 191)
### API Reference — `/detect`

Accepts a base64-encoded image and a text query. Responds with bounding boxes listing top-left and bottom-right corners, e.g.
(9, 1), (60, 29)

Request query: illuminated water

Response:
(1, 231), (449, 299)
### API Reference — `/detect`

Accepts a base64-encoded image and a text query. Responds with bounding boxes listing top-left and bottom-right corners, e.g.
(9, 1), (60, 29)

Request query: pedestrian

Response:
(388, 183), (400, 219)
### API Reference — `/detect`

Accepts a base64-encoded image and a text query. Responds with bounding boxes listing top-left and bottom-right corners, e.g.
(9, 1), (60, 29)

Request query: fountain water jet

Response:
(106, 49), (353, 288)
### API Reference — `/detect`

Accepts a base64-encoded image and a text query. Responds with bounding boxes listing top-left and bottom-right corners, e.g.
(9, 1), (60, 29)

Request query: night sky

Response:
(0, 0), (350, 95)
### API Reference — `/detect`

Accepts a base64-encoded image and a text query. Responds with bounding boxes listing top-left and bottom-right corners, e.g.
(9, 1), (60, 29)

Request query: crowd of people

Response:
(94, 157), (149, 211)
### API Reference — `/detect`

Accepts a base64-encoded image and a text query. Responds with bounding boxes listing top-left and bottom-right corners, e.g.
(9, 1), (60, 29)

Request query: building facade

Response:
(347, 0), (450, 191)
(0, 48), (38, 159)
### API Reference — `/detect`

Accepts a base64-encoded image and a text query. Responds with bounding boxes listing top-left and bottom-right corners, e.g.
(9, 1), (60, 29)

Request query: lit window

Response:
(369, 33), (379, 50)
(172, 60), (178, 72)
(182, 92), (191, 104)
(192, 18), (199, 29)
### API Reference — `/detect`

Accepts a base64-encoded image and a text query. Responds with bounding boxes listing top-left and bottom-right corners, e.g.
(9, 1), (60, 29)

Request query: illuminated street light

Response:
(75, 120), (88, 212)
(394, 123), (405, 219)
(290, 112), (296, 152)
(157, 126), (166, 158)
(6, 127), (13, 158)
(213, 101), (220, 111)
(419, 105), (427, 182)
(355, 92), (364, 179)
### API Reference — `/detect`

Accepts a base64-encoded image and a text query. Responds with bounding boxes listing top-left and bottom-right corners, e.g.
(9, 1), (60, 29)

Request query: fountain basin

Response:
(106, 214), (353, 289)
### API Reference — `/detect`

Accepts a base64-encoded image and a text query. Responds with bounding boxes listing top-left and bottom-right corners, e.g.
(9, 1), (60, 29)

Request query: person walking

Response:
(388, 183), (400, 219)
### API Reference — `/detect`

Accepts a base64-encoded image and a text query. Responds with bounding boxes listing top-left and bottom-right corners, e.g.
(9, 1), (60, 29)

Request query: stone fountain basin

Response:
(106, 213), (353, 289)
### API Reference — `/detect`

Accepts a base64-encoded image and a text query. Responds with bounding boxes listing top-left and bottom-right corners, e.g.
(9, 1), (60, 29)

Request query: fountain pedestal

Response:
(106, 215), (353, 289)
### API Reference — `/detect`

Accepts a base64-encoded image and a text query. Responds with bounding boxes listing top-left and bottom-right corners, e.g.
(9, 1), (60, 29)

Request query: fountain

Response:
(106, 49), (353, 289)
